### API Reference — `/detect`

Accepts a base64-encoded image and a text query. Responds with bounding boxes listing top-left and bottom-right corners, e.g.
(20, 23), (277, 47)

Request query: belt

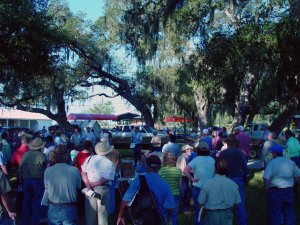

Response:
(270, 187), (293, 190)
(206, 207), (232, 211)
(49, 200), (77, 206)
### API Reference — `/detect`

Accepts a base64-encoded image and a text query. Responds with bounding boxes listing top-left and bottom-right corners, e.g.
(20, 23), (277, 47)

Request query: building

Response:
(0, 109), (53, 131)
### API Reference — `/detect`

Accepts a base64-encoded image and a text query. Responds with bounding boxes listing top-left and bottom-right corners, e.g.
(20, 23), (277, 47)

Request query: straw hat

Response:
(181, 144), (193, 152)
(28, 137), (46, 150)
(95, 140), (114, 156)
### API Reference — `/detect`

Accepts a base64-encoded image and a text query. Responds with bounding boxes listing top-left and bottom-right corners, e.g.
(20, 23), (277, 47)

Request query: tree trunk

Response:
(194, 86), (208, 130)
(269, 97), (299, 136)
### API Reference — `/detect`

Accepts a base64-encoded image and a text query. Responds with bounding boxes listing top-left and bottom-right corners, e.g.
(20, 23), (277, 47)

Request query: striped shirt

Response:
(159, 167), (181, 195)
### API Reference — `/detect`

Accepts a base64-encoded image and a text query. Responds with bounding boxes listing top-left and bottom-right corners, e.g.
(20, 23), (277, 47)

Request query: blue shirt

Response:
(162, 142), (180, 158)
(264, 156), (300, 188)
(123, 173), (175, 214)
(200, 136), (212, 150)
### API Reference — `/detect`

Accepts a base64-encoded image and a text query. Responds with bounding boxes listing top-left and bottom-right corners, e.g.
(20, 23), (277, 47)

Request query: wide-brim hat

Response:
(95, 140), (114, 156)
(28, 137), (46, 150)
(181, 144), (193, 152)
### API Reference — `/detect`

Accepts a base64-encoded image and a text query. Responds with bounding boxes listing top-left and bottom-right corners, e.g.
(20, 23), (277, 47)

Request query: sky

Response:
(66, 0), (135, 115)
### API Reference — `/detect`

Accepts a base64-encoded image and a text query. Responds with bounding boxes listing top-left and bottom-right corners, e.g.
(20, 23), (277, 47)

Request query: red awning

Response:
(67, 113), (118, 121)
(163, 116), (194, 123)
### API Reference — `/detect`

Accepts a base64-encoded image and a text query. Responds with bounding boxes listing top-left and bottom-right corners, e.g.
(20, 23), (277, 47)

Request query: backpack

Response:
(125, 175), (165, 225)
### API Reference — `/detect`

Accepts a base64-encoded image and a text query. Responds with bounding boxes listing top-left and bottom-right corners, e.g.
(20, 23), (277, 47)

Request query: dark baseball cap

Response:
(146, 155), (161, 169)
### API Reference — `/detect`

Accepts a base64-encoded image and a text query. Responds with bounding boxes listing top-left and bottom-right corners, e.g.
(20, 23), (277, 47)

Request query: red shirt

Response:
(75, 152), (92, 173)
(11, 144), (29, 168)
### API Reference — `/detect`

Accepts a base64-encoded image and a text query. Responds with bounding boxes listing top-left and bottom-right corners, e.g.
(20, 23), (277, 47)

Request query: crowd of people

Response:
(0, 124), (299, 225)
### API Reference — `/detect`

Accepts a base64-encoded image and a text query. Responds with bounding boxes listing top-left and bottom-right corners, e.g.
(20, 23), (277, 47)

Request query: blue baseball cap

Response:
(269, 144), (283, 154)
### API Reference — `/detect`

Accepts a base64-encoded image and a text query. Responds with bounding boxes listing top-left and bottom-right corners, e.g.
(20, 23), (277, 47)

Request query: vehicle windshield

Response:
(143, 126), (154, 133)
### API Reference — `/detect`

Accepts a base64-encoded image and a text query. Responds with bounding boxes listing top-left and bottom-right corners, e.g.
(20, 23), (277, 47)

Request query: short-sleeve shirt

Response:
(123, 173), (175, 215)
(198, 174), (241, 210)
(263, 156), (300, 188)
(159, 167), (182, 195)
(81, 155), (115, 183)
(11, 144), (29, 168)
(188, 156), (215, 188)
(162, 142), (180, 158)
(286, 137), (300, 158)
(0, 152), (7, 166)
(19, 150), (46, 179)
(0, 171), (12, 215)
(75, 152), (92, 173)
(44, 163), (81, 203)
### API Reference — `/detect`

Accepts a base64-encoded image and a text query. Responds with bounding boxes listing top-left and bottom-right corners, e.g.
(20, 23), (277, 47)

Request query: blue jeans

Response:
(179, 176), (191, 212)
(134, 143), (142, 166)
(164, 195), (180, 225)
(192, 186), (203, 225)
(48, 204), (77, 225)
(268, 187), (296, 225)
(22, 178), (47, 225)
(229, 177), (247, 225)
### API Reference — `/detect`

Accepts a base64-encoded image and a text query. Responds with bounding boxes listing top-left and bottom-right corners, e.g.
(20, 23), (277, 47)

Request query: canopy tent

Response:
(117, 112), (140, 121)
(67, 113), (118, 121)
(163, 116), (194, 123)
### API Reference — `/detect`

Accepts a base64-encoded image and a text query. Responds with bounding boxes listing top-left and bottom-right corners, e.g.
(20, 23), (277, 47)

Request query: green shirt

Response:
(19, 150), (46, 179)
(286, 137), (300, 158)
(159, 167), (181, 195)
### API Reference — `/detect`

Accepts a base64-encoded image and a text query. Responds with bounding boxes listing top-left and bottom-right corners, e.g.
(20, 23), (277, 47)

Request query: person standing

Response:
(116, 155), (175, 225)
(1, 133), (12, 165)
(198, 159), (241, 225)
(0, 169), (16, 224)
(162, 133), (180, 158)
(261, 132), (279, 169)
(234, 126), (251, 161)
(219, 134), (248, 225)
(176, 144), (193, 213)
(263, 144), (300, 225)
(45, 145), (81, 225)
(81, 140), (115, 225)
(11, 135), (30, 169)
(184, 142), (215, 225)
(151, 130), (162, 152)
(83, 127), (96, 146)
(285, 129), (300, 167)
(132, 126), (143, 166)
(199, 129), (212, 151)
(19, 137), (47, 225)
(70, 128), (81, 148)
(159, 152), (182, 225)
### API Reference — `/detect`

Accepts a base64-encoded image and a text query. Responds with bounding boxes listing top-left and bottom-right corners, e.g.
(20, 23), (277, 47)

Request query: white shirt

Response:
(188, 156), (215, 188)
(81, 155), (115, 183)
(264, 156), (300, 188)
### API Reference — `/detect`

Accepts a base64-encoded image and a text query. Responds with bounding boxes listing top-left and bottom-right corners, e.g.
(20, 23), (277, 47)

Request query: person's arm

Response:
(81, 172), (92, 190)
(89, 177), (110, 187)
(263, 178), (270, 190)
(1, 165), (8, 175)
(1, 193), (16, 220)
(116, 200), (128, 225)
(183, 165), (199, 182)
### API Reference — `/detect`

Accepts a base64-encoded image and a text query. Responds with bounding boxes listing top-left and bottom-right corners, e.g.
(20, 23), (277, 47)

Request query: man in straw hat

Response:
(184, 142), (215, 225)
(19, 137), (47, 225)
(176, 144), (193, 213)
(45, 145), (81, 225)
(81, 139), (115, 225)
(219, 134), (248, 225)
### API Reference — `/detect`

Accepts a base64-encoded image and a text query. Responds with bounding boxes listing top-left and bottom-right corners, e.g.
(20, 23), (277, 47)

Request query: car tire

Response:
(249, 149), (257, 159)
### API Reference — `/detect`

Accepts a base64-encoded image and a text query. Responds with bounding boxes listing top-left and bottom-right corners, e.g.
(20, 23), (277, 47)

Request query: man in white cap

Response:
(234, 125), (251, 161)
(199, 129), (212, 151)
(81, 139), (115, 225)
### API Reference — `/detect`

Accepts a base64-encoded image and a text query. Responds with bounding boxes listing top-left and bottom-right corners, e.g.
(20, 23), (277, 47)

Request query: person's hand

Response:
(8, 211), (16, 220)
(192, 178), (199, 183)
(116, 216), (125, 225)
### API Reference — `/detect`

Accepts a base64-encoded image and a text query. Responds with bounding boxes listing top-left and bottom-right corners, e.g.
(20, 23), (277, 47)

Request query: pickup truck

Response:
(243, 123), (269, 159)
(111, 125), (168, 149)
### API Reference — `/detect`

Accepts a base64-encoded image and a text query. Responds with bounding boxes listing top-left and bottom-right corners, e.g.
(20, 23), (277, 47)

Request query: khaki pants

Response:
(85, 186), (110, 225)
